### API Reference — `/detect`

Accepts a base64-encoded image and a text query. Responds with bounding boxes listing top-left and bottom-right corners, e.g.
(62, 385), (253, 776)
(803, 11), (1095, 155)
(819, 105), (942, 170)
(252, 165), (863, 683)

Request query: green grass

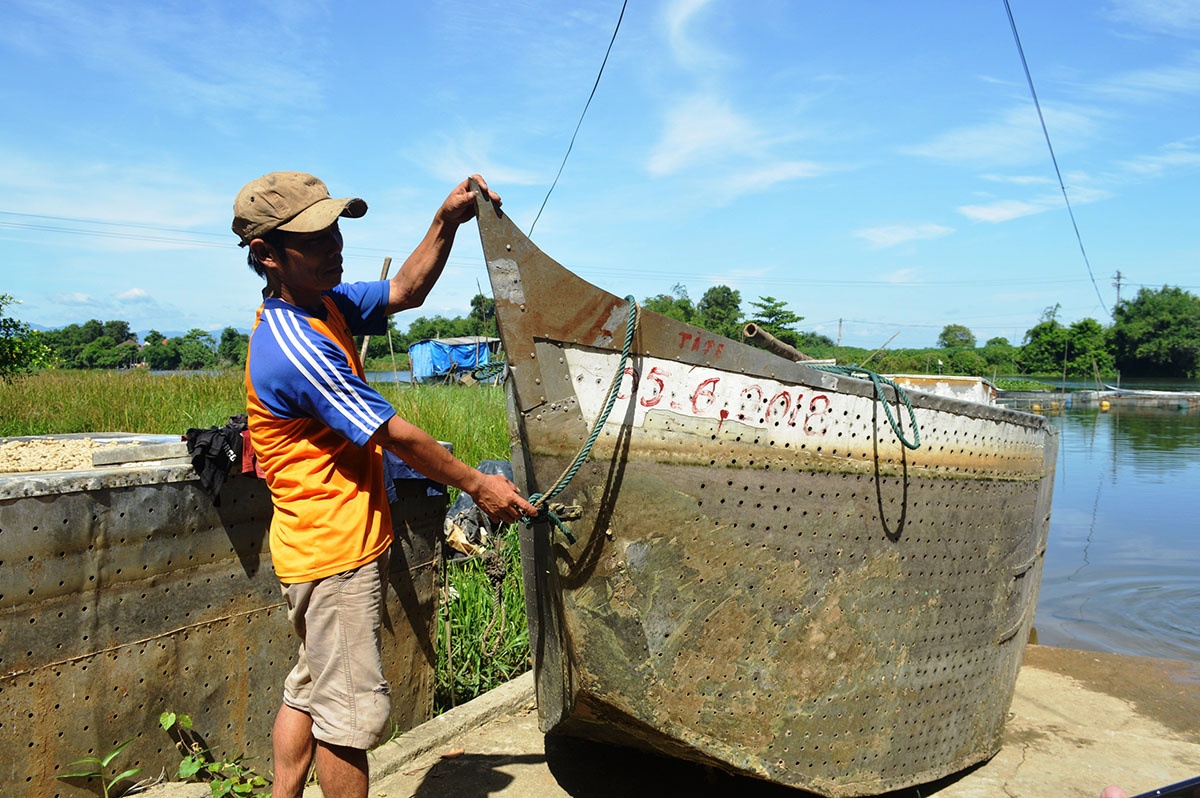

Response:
(0, 369), (247, 437)
(994, 377), (1058, 391)
(1, 369), (529, 709)
(378, 382), (512, 469)
(379, 382), (529, 710)
(435, 524), (529, 713)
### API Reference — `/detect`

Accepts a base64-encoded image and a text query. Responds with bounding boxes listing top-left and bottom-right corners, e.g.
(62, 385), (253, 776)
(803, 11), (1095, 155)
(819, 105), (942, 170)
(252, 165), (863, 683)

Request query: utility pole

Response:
(837, 318), (843, 347)
(1111, 270), (1124, 309)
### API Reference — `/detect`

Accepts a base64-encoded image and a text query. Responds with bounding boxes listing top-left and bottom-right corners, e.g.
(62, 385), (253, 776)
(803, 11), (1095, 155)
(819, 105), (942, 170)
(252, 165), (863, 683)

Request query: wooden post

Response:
(359, 256), (393, 362)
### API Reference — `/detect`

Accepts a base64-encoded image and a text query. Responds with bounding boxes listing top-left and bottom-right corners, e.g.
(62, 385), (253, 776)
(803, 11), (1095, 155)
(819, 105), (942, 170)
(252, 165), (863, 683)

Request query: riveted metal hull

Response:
(473, 191), (1057, 796)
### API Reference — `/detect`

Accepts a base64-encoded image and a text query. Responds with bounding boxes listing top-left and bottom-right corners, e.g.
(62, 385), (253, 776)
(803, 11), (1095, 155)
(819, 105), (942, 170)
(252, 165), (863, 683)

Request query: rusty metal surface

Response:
(0, 465), (442, 797)
(473, 190), (1058, 797)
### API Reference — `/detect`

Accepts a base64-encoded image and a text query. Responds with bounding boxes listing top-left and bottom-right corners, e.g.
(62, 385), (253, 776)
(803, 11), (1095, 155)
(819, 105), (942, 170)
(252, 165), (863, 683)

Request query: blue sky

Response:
(1, 0), (1197, 349)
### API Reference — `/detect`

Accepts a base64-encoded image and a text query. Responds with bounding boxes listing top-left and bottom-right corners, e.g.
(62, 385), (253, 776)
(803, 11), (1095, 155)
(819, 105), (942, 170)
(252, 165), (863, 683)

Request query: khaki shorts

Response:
(280, 550), (391, 750)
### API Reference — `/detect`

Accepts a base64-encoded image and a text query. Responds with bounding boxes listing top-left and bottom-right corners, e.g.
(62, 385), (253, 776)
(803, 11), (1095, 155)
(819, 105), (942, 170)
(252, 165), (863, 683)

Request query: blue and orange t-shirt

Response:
(245, 281), (395, 583)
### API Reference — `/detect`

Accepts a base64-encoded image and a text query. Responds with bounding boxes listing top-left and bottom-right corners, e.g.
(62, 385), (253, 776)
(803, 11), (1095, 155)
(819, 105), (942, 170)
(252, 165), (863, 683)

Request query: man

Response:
(232, 171), (536, 798)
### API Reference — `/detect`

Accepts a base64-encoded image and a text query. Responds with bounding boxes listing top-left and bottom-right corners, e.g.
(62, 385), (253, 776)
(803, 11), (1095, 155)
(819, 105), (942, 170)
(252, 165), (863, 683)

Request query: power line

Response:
(0, 219), (231, 249)
(528, 0), (628, 235)
(0, 209), (229, 238)
(0, 209), (474, 267)
(1003, 0), (1109, 314)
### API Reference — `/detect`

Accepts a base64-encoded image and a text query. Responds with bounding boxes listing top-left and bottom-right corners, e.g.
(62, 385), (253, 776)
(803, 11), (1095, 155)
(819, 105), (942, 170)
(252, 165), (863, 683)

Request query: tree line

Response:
(0, 292), (502, 376)
(4, 317), (249, 372)
(2, 284), (1197, 379)
(927, 286), (1199, 379)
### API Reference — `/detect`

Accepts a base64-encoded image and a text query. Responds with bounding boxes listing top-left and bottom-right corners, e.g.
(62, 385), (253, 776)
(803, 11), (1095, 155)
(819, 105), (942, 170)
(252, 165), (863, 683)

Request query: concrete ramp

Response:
(343, 645), (1200, 798)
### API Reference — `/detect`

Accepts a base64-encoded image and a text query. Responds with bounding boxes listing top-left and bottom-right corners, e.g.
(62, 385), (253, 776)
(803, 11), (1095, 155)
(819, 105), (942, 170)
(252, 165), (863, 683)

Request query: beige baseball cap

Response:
(232, 171), (367, 246)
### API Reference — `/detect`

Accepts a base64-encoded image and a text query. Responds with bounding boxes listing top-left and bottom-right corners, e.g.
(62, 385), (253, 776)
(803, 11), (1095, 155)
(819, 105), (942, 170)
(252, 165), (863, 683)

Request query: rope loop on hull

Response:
(811, 364), (922, 450)
(523, 295), (640, 544)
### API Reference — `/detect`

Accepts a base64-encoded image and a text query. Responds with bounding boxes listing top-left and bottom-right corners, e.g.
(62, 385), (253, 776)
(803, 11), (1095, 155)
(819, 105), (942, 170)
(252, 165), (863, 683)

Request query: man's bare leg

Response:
(314, 742), (368, 798)
(271, 703), (315, 798)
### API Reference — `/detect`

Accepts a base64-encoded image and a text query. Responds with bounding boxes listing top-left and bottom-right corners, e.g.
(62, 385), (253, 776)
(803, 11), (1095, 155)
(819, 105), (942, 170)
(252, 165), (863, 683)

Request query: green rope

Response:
(810, 364), (922, 450)
(471, 361), (507, 382)
(524, 296), (640, 544)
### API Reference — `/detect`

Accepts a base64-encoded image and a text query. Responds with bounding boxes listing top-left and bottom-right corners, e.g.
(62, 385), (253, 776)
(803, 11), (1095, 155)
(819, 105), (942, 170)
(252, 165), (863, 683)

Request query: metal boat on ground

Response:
(471, 185), (1058, 797)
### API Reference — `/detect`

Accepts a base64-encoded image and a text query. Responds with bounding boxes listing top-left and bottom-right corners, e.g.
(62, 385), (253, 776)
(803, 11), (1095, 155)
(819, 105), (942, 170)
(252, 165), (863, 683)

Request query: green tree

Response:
(404, 315), (472, 347)
(217, 327), (249, 367)
(176, 329), (217, 370)
(1109, 286), (1200, 377)
(102, 320), (135, 345)
(937, 324), (976, 349)
(363, 316), (402, 360)
(141, 330), (181, 370)
(468, 293), (497, 337)
(947, 348), (988, 376)
(38, 318), (135, 368)
(794, 330), (836, 349)
(748, 296), (803, 347)
(981, 337), (1017, 373)
(80, 318), (104, 342)
(0, 294), (52, 378)
(78, 336), (138, 369)
(40, 320), (97, 367)
(695, 285), (742, 339)
(642, 284), (695, 324)
(1065, 318), (1113, 377)
(1019, 317), (1068, 375)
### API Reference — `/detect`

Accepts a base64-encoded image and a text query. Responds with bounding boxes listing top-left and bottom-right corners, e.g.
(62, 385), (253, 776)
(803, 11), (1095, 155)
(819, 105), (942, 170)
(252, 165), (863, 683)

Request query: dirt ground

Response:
(0, 437), (121, 473)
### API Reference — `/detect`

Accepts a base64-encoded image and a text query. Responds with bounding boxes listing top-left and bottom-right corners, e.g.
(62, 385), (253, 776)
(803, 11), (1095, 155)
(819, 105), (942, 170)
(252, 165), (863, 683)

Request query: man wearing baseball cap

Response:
(234, 172), (536, 798)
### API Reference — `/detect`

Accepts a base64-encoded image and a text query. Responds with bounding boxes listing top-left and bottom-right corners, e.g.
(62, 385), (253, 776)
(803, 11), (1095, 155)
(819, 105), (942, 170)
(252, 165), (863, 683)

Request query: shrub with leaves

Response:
(161, 711), (270, 796)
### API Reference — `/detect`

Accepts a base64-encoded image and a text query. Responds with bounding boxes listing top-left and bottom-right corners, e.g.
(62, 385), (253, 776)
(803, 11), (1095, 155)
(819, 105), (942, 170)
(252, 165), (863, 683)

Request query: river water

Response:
(1033, 382), (1200, 663)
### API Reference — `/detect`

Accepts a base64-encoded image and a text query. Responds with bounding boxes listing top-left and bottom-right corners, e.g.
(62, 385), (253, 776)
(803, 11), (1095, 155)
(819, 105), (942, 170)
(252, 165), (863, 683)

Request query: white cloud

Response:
(1089, 58), (1200, 102)
(957, 199), (1044, 223)
(881, 268), (922, 284)
(417, 134), (544, 188)
(644, 95), (832, 199)
(710, 161), (828, 199)
(117, 288), (151, 302)
(0, 148), (233, 255)
(902, 104), (1097, 168)
(855, 224), (954, 249)
(664, 0), (722, 71)
(980, 174), (1056, 186)
(52, 292), (97, 306)
(5, 0), (327, 123)
(647, 94), (757, 176)
(957, 184), (1111, 223)
(1104, 0), (1200, 37)
(1119, 138), (1200, 176)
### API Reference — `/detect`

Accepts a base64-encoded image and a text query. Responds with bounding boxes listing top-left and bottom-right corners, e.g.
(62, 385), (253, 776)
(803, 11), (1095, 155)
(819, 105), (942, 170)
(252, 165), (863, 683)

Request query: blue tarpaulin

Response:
(408, 337), (498, 382)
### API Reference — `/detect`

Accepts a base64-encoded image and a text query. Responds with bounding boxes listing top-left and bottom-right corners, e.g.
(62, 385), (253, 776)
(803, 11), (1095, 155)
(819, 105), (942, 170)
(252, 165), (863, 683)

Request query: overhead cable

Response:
(529, 0), (628, 235)
(1003, 0), (1109, 314)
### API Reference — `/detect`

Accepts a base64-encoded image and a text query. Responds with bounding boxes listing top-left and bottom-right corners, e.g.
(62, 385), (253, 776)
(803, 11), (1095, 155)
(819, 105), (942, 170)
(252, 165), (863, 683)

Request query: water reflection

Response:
(1034, 398), (1200, 662)
(366, 370), (413, 383)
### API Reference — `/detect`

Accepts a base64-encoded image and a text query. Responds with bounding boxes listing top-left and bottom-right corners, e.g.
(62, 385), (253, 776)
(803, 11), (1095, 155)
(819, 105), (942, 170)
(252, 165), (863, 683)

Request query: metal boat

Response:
(471, 185), (1058, 796)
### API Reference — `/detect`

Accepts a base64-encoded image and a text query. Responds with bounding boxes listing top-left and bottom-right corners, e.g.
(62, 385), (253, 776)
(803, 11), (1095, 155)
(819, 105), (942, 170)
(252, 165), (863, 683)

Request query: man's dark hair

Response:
(247, 230), (288, 278)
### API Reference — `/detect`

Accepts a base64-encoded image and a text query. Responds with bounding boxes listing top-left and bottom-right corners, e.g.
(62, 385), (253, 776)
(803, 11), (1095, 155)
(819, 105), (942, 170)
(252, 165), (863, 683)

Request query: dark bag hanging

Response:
(185, 414), (248, 505)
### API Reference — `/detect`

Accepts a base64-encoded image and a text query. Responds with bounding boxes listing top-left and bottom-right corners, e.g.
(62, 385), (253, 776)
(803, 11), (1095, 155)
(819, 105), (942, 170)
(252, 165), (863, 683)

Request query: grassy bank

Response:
(1, 369), (528, 710)
(0, 369), (509, 465)
(0, 369), (247, 437)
